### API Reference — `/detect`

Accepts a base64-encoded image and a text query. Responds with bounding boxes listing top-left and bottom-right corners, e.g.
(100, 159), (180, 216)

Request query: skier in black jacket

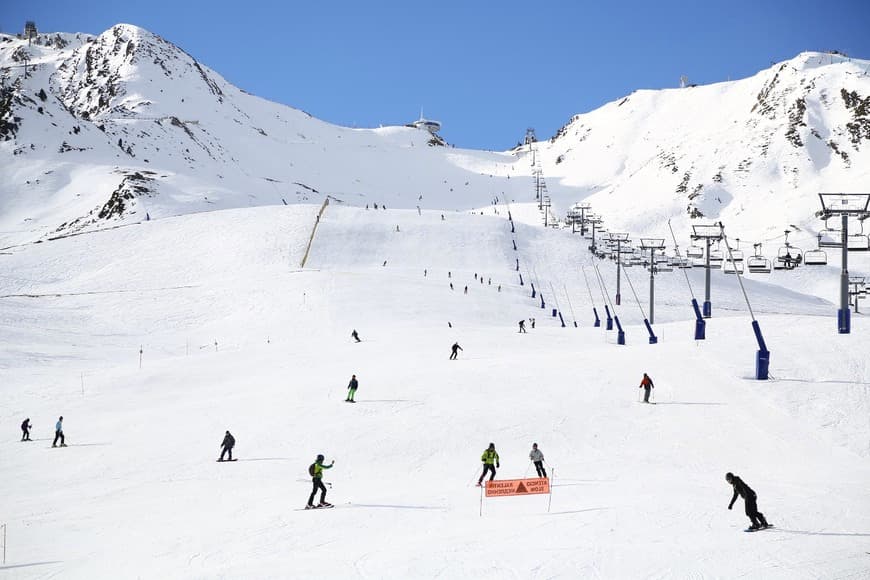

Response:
(21, 418), (32, 441)
(726, 472), (769, 530)
(219, 430), (236, 461)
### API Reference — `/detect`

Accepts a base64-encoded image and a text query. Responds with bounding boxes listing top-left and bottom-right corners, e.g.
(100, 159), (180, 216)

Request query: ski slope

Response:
(2, 205), (869, 579)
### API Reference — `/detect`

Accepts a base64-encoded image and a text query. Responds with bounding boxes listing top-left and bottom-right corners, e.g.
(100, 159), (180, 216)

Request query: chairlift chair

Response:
(803, 239), (828, 265)
(747, 256), (771, 273)
(746, 242), (771, 273)
(723, 259), (745, 274)
(818, 229), (843, 248)
(846, 234), (870, 252)
(686, 245), (704, 259)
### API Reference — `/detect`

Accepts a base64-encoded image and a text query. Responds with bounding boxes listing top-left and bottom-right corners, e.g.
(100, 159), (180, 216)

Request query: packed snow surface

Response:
(2, 204), (869, 579)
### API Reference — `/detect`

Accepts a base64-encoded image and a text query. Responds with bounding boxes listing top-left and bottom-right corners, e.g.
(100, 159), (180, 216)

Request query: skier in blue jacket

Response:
(52, 416), (66, 447)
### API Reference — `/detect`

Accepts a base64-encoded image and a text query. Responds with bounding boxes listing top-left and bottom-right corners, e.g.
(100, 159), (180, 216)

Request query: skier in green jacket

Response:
(307, 454), (335, 509)
(477, 443), (500, 486)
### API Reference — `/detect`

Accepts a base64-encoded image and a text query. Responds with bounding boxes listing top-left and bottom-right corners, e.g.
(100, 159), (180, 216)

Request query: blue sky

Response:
(4, 0), (870, 150)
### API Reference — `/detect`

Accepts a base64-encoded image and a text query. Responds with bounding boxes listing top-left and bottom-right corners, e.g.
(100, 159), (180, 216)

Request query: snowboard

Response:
(744, 524), (774, 532)
(301, 504), (334, 511)
(217, 458), (238, 462)
(344, 400), (357, 403)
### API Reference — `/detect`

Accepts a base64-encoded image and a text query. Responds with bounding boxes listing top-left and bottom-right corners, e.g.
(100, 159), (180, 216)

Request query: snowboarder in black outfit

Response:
(518, 320), (527, 333)
(52, 416), (65, 447)
(307, 454), (334, 508)
(529, 443), (547, 478)
(346, 374), (359, 402)
(726, 472), (770, 530)
(351, 329), (361, 343)
(449, 342), (463, 360)
(21, 418), (32, 441)
(477, 443), (500, 486)
(219, 430), (235, 461)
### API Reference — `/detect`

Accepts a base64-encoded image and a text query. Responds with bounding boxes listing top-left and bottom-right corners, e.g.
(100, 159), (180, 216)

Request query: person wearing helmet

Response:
(726, 472), (770, 530)
(477, 443), (500, 486)
(307, 454), (335, 509)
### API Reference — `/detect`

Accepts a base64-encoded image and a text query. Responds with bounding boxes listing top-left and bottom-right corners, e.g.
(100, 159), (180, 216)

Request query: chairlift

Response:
(818, 229), (843, 248)
(776, 230), (802, 268)
(686, 244), (704, 259)
(846, 234), (870, 252)
(804, 237), (828, 265)
(708, 249), (724, 268)
(723, 259), (744, 274)
(747, 256), (771, 273)
(747, 242), (771, 273)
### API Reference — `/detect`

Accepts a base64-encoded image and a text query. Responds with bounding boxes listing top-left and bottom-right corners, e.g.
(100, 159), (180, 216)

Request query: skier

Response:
(530, 317), (535, 329)
(529, 443), (547, 478)
(639, 372), (654, 403)
(346, 374), (358, 403)
(351, 329), (361, 343)
(219, 430), (235, 461)
(52, 416), (66, 447)
(518, 320), (527, 333)
(307, 454), (335, 509)
(726, 472), (770, 530)
(464, 285), (468, 294)
(21, 418), (32, 441)
(450, 282), (454, 291)
(477, 443), (500, 486)
(449, 342), (463, 360)
(383, 260), (387, 267)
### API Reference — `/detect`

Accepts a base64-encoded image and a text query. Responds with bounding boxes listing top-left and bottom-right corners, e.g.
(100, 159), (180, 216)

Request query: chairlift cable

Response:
(622, 266), (648, 320)
(580, 260), (597, 307)
(563, 283), (578, 323)
(721, 225), (757, 322)
(668, 219), (697, 300)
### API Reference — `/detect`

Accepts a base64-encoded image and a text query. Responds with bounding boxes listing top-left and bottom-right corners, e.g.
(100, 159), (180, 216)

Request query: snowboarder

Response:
(726, 472), (770, 530)
(424, 269), (427, 277)
(529, 443), (547, 478)
(450, 282), (454, 291)
(463, 285), (468, 294)
(219, 430), (235, 461)
(21, 418), (32, 441)
(449, 342), (463, 360)
(639, 372), (654, 403)
(346, 374), (358, 403)
(530, 317), (535, 329)
(477, 443), (500, 486)
(351, 329), (361, 343)
(52, 416), (65, 447)
(383, 260), (387, 267)
(307, 454), (334, 508)
(518, 320), (527, 333)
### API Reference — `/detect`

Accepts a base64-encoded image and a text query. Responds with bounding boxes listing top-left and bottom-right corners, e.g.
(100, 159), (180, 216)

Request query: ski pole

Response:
(523, 462), (533, 478)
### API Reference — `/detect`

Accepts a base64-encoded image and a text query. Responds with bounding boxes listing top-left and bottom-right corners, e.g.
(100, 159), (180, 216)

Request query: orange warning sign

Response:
(485, 477), (550, 497)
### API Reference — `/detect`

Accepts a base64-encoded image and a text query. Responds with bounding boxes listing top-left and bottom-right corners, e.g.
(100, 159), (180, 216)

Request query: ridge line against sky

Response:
(3, 0), (870, 150)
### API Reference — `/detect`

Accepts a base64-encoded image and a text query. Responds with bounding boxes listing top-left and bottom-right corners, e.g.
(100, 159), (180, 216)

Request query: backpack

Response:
(308, 463), (316, 477)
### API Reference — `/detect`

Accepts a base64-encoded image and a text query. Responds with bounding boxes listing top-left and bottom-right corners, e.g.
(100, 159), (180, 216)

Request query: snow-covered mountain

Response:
(3, 24), (870, 579)
(534, 51), (870, 244)
(2, 24), (869, 250)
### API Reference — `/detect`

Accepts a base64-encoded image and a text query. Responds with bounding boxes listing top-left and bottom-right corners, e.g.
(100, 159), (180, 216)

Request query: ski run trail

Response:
(2, 204), (869, 579)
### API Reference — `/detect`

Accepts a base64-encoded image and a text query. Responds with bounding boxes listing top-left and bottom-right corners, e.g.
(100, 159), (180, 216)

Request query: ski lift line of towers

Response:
(563, 196), (869, 331)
